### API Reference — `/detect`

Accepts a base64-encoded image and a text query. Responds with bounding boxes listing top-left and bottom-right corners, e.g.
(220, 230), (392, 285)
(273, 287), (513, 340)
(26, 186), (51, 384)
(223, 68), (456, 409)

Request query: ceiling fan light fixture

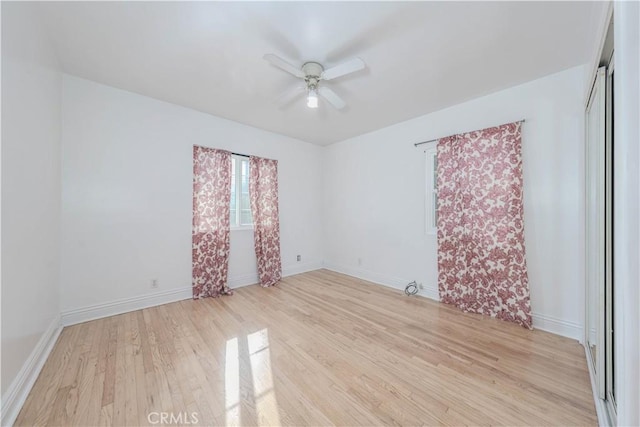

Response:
(307, 88), (319, 108)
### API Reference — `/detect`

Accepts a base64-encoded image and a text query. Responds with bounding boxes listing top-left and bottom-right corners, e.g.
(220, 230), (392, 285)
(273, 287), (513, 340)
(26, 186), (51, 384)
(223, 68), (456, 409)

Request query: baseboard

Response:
(61, 261), (324, 327)
(323, 262), (582, 341)
(228, 273), (260, 289)
(531, 312), (582, 341)
(1, 315), (63, 427)
(322, 261), (440, 301)
(228, 261), (324, 288)
(61, 287), (192, 326)
(283, 260), (324, 278)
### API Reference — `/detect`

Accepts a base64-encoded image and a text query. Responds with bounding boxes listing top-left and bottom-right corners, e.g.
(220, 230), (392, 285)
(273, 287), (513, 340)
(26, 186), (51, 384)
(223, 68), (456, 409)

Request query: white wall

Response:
(60, 75), (323, 314)
(1, 1), (62, 397)
(323, 65), (586, 339)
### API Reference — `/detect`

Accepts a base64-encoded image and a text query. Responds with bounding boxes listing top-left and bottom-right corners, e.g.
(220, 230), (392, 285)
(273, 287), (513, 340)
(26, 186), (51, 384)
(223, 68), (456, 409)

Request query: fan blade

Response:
(274, 85), (305, 107)
(318, 86), (346, 110)
(263, 54), (305, 78)
(320, 57), (365, 81)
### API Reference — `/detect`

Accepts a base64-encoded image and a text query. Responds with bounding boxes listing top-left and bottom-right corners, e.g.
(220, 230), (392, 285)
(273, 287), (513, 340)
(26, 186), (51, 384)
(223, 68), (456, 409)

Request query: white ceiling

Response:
(36, 1), (599, 146)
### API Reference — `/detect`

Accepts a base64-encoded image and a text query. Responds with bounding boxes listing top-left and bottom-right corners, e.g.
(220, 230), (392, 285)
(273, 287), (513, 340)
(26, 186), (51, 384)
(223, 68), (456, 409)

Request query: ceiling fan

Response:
(263, 54), (365, 110)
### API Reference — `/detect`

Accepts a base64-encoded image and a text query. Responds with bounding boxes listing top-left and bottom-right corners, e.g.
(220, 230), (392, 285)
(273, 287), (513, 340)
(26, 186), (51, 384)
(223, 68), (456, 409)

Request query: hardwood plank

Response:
(45, 320), (94, 426)
(14, 326), (79, 426)
(111, 314), (128, 427)
(72, 318), (105, 425)
(100, 316), (118, 408)
(15, 270), (597, 426)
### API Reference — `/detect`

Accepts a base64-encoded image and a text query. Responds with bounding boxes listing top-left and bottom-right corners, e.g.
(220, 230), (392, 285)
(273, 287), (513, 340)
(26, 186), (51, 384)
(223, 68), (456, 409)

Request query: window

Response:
(425, 145), (438, 235)
(230, 155), (253, 228)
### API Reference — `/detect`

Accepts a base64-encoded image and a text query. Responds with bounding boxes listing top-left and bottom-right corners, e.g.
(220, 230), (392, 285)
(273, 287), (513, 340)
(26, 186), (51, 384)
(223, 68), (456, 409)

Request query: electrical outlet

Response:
(357, 258), (362, 266)
(151, 279), (158, 289)
(296, 255), (301, 262)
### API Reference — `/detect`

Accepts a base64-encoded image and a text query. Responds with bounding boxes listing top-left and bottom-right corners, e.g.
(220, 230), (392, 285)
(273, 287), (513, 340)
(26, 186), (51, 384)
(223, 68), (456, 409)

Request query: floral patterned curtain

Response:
(437, 122), (532, 328)
(192, 145), (233, 298)
(249, 156), (282, 287)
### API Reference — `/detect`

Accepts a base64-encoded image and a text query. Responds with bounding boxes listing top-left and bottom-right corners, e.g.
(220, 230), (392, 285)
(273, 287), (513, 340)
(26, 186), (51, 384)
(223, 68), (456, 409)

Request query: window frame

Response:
(425, 144), (438, 235)
(230, 155), (253, 230)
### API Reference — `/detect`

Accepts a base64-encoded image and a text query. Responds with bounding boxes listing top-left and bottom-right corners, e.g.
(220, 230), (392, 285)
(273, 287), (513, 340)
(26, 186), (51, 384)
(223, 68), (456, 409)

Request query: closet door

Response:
(605, 61), (615, 409)
(585, 66), (606, 399)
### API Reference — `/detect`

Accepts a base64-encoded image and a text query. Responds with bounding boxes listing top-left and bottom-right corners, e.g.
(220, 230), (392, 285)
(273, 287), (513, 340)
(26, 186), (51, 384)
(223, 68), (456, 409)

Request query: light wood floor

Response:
(16, 269), (596, 426)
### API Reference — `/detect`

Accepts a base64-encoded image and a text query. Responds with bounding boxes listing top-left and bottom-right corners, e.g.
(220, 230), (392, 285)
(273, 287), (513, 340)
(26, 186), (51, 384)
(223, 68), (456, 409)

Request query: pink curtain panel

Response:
(437, 122), (532, 328)
(249, 156), (282, 287)
(192, 146), (233, 298)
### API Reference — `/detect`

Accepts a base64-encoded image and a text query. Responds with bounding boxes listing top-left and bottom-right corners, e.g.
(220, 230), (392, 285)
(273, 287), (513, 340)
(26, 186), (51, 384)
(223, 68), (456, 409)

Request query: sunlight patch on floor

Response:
(248, 329), (281, 426)
(225, 337), (241, 427)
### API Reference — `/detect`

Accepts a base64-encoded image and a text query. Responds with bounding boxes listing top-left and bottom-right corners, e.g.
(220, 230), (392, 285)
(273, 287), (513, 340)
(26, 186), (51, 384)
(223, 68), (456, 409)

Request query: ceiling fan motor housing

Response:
(302, 62), (323, 88)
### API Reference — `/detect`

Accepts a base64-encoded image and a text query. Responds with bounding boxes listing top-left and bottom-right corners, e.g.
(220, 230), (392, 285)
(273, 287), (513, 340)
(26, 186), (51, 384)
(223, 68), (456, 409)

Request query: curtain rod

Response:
(413, 119), (526, 147)
(231, 152), (250, 158)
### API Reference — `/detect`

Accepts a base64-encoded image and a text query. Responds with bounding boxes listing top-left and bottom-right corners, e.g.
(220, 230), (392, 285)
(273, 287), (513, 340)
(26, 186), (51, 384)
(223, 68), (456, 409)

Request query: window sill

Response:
(231, 226), (254, 232)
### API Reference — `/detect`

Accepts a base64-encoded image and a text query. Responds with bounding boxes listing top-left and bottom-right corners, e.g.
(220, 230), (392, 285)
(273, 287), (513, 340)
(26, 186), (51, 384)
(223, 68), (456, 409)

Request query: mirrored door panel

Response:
(586, 66), (606, 398)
